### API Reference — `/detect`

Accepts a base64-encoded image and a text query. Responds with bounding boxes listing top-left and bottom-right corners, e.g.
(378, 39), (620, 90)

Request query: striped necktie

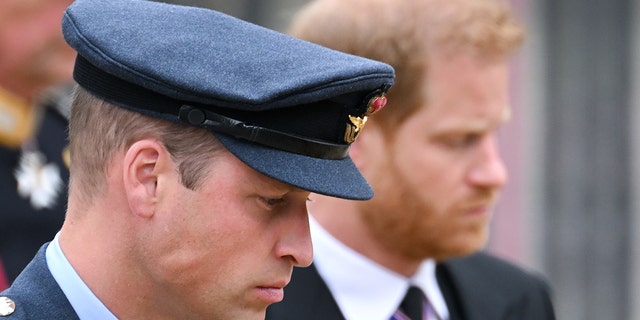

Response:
(391, 285), (428, 320)
(0, 258), (8, 291)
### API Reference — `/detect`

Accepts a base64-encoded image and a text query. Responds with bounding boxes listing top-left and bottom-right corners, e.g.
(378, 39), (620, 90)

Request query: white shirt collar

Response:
(310, 215), (449, 320)
(46, 233), (118, 320)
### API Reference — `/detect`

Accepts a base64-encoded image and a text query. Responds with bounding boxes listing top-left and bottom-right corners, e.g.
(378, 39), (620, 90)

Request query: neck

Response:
(63, 191), (208, 319)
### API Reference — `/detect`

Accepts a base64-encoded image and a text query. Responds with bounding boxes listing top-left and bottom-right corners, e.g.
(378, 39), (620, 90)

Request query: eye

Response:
(443, 133), (481, 149)
(260, 197), (285, 209)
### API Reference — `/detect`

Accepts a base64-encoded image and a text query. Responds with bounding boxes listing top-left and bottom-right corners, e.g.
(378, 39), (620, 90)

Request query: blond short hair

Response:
(68, 87), (222, 203)
(289, 0), (524, 133)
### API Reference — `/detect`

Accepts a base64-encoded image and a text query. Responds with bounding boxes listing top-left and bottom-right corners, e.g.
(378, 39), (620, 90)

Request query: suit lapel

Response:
(436, 261), (466, 320)
(436, 254), (510, 320)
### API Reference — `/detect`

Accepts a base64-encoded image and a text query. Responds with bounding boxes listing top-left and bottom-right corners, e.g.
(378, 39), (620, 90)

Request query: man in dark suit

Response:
(0, 0), (395, 318)
(271, 253), (554, 320)
(267, 0), (556, 319)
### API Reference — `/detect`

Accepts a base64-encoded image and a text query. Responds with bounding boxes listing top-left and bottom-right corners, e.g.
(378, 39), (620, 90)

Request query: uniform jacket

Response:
(0, 244), (79, 319)
(266, 252), (556, 320)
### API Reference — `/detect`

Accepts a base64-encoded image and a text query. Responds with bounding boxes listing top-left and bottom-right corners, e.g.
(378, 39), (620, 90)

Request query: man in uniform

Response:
(0, 0), (394, 319)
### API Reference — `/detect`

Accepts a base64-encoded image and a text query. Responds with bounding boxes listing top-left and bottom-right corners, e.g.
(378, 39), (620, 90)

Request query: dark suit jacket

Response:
(0, 244), (79, 319)
(266, 252), (556, 320)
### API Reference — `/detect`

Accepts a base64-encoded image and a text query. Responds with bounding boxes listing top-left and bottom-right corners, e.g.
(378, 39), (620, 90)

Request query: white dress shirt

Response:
(310, 215), (449, 320)
(46, 233), (118, 320)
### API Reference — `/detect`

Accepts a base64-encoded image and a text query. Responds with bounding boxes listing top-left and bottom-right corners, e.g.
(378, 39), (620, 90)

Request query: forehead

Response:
(410, 54), (510, 128)
(0, 0), (70, 17)
(426, 53), (508, 96)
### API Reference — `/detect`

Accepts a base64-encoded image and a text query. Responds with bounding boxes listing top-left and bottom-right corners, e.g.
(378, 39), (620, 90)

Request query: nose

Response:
(275, 201), (313, 267)
(466, 135), (508, 189)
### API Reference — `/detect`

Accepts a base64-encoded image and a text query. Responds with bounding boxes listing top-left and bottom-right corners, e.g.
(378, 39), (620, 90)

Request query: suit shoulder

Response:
(442, 252), (549, 289)
(0, 245), (79, 320)
(0, 289), (45, 319)
(438, 252), (556, 319)
(438, 252), (554, 309)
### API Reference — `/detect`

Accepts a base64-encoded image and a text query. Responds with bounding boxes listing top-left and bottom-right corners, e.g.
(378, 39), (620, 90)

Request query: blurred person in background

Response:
(266, 0), (556, 319)
(0, 0), (76, 288)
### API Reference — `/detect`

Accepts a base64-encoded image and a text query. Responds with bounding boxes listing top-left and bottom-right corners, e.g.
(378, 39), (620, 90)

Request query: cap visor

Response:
(214, 133), (373, 200)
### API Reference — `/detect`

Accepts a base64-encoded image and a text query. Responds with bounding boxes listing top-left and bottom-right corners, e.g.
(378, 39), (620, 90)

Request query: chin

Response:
(435, 234), (489, 261)
(224, 309), (267, 320)
(247, 310), (268, 320)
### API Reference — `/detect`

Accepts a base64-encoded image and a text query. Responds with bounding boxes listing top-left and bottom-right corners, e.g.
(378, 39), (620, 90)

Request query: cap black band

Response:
(74, 55), (350, 160)
(179, 105), (349, 159)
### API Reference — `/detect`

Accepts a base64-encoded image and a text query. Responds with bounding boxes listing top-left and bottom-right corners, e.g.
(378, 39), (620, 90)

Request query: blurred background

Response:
(6, 0), (631, 318)
(171, 0), (637, 319)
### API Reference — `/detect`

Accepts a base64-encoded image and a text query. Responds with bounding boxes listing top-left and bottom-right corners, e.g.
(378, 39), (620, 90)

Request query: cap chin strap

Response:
(179, 105), (349, 159)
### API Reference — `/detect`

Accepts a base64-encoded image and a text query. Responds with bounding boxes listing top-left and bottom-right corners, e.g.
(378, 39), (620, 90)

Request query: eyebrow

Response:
(430, 105), (512, 135)
(466, 106), (512, 132)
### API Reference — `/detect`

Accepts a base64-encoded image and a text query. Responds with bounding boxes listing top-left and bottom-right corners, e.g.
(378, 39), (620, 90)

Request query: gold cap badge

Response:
(344, 115), (368, 143)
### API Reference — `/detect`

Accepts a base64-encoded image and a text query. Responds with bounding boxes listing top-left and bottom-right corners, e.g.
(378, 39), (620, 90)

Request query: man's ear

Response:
(122, 140), (170, 218)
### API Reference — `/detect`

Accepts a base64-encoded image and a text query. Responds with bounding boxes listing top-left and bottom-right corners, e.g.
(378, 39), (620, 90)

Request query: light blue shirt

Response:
(46, 233), (118, 320)
(310, 215), (449, 320)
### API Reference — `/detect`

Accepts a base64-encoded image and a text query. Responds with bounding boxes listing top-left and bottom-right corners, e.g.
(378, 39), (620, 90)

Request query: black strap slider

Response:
(180, 106), (206, 125)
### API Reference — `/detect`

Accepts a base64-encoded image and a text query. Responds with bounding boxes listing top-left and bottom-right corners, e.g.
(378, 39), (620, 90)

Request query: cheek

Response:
(397, 143), (471, 205)
(392, 147), (445, 199)
(188, 198), (277, 274)
(142, 191), (227, 281)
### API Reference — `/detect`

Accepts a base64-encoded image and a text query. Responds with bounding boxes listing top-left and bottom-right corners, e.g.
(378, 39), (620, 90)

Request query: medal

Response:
(5, 83), (72, 210)
(14, 150), (63, 210)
